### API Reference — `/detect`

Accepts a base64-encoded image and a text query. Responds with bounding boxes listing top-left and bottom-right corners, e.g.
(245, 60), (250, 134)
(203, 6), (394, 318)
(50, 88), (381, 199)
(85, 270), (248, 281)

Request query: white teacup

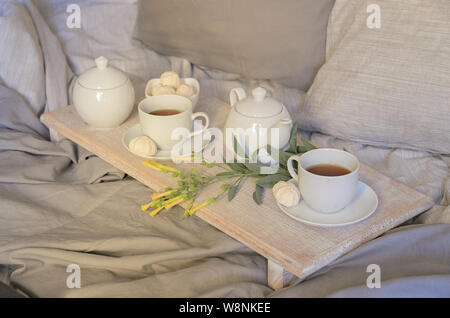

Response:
(286, 148), (360, 214)
(138, 95), (209, 151)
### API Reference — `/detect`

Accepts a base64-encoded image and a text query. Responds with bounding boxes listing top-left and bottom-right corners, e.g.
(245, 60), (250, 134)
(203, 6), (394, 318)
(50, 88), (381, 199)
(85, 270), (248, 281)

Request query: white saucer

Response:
(122, 124), (211, 160)
(277, 179), (378, 227)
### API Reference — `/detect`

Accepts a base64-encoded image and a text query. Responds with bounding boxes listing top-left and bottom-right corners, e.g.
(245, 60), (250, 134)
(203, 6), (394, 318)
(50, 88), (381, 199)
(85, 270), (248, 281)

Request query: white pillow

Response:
(300, 0), (450, 154)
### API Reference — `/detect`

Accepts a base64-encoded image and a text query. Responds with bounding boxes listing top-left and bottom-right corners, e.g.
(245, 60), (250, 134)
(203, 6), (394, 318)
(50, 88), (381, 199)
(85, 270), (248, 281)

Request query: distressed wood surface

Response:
(41, 104), (434, 284)
(267, 260), (295, 291)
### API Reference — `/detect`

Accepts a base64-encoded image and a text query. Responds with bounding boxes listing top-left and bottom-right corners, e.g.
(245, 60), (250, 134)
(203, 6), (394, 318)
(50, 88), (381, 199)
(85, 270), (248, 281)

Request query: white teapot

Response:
(73, 56), (135, 128)
(224, 87), (293, 153)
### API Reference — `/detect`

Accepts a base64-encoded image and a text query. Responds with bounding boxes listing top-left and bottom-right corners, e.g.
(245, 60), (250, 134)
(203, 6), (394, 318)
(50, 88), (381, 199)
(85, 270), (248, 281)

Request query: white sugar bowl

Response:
(73, 56), (135, 128)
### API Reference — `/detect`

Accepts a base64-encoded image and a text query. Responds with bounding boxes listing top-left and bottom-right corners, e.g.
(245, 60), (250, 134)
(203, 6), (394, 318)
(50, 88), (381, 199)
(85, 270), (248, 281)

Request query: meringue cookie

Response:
(152, 83), (176, 96)
(272, 181), (300, 207)
(160, 71), (180, 88)
(176, 83), (194, 97)
(129, 135), (157, 156)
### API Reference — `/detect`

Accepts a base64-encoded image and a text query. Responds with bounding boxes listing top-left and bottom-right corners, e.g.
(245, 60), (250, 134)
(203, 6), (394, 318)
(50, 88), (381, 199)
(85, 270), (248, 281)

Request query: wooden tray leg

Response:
(267, 259), (295, 291)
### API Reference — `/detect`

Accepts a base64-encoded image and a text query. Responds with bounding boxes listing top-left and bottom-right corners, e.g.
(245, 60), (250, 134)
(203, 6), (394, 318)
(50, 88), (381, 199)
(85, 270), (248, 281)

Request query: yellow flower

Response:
(142, 193), (187, 214)
(160, 195), (187, 210)
(149, 206), (164, 217)
(188, 198), (217, 216)
(143, 160), (181, 173)
(142, 161), (162, 171)
(141, 202), (152, 212)
(164, 196), (186, 210)
(183, 201), (194, 219)
(141, 198), (162, 212)
(172, 153), (202, 162)
(152, 189), (177, 200)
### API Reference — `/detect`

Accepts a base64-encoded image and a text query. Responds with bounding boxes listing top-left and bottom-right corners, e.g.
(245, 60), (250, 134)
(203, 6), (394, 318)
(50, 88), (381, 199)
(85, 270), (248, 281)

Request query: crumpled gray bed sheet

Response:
(0, 0), (449, 297)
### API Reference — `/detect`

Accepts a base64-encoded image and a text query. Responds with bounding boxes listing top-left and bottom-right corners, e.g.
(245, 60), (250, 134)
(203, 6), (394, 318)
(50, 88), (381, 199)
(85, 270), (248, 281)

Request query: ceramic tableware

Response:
(73, 56), (135, 128)
(122, 124), (211, 160)
(286, 148), (360, 214)
(277, 179), (378, 227)
(224, 87), (293, 154)
(138, 95), (209, 151)
(145, 77), (200, 109)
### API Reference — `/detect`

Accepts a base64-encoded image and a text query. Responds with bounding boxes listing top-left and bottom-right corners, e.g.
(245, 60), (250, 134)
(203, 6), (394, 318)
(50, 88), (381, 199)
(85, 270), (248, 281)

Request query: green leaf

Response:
(266, 145), (294, 168)
(216, 171), (236, 177)
(226, 162), (247, 173)
(245, 162), (263, 173)
(273, 168), (291, 177)
(288, 121), (299, 153)
(252, 185), (264, 205)
(278, 150), (295, 167)
(228, 185), (238, 201)
(233, 136), (248, 160)
(298, 135), (317, 152)
(256, 174), (291, 188)
(249, 148), (260, 163)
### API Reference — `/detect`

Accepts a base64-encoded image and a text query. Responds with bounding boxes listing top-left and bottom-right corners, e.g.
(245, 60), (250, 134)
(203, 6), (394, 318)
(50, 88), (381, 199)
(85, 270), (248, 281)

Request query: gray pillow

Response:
(135, 0), (335, 90)
(299, 0), (450, 154)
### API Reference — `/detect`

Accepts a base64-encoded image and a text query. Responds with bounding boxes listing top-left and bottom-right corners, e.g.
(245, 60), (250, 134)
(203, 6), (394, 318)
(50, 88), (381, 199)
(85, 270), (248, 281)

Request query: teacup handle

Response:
(190, 112), (210, 137)
(287, 155), (302, 181)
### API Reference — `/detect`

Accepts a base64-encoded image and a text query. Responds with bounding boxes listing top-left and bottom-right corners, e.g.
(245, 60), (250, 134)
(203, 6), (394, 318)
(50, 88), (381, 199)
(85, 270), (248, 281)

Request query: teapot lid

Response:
(235, 87), (283, 118)
(77, 56), (128, 89)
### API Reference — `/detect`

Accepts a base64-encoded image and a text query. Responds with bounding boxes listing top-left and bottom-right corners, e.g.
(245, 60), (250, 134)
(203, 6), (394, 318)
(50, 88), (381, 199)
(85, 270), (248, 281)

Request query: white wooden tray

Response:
(41, 104), (434, 290)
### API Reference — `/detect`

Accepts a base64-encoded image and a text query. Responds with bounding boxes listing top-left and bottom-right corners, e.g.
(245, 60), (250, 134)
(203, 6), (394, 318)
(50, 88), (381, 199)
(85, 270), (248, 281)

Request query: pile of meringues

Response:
(151, 71), (195, 98)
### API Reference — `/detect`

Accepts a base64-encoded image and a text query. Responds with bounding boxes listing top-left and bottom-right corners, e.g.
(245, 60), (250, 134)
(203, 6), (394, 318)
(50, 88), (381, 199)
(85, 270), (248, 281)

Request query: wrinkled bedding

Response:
(0, 0), (449, 297)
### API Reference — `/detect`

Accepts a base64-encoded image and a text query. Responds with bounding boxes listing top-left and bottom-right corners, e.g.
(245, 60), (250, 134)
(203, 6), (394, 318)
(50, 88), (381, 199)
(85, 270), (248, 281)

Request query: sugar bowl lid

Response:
(77, 56), (128, 90)
(235, 87), (283, 118)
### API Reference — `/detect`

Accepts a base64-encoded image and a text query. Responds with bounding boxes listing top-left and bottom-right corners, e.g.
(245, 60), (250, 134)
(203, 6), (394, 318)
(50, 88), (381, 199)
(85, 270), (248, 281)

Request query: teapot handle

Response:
(229, 88), (247, 107)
